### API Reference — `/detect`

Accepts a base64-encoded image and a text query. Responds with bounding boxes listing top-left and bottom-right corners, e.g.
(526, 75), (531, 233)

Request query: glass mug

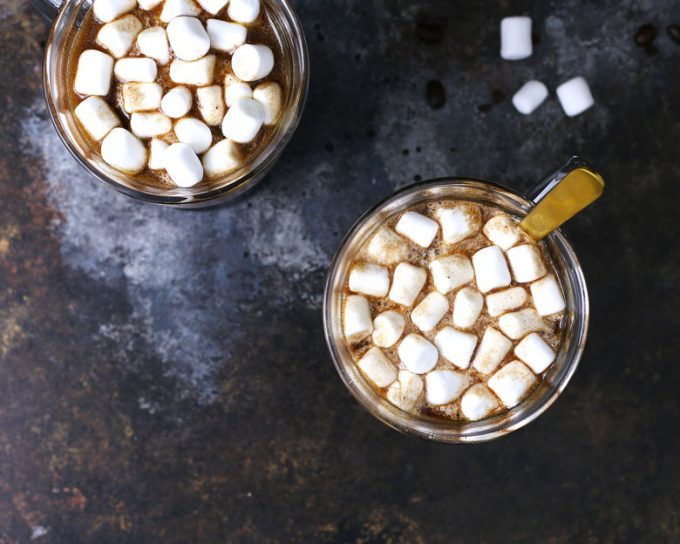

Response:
(323, 160), (601, 443)
(33, 0), (309, 207)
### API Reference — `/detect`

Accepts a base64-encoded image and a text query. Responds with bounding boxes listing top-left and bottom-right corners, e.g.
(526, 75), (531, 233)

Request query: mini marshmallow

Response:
(365, 227), (409, 265)
(167, 17), (211, 61)
(221, 97), (265, 143)
(197, 0), (228, 14)
(170, 55), (216, 86)
(436, 204), (482, 244)
(163, 142), (204, 187)
(425, 370), (469, 405)
(130, 111), (172, 138)
(530, 274), (566, 316)
(498, 308), (547, 340)
(93, 0), (136, 23)
(472, 245), (511, 293)
(512, 80), (548, 115)
(556, 76), (594, 117)
(398, 334), (438, 374)
(202, 138), (242, 177)
(348, 262), (390, 298)
(388, 263), (427, 307)
(74, 97), (120, 141)
(357, 347), (397, 388)
(483, 214), (523, 250)
(74, 49), (114, 96)
(515, 333), (556, 374)
(196, 85), (225, 126)
(460, 384), (500, 421)
(101, 127), (147, 174)
(160, 0), (201, 23)
(174, 117), (213, 154)
(500, 16), (532, 60)
(430, 254), (474, 294)
(138, 0), (162, 9)
(114, 57), (157, 82)
(452, 287), (483, 329)
(253, 82), (282, 125)
(395, 211), (439, 248)
(231, 44), (274, 82)
(122, 82), (163, 113)
(148, 138), (169, 170)
(471, 326), (513, 375)
(161, 86), (193, 118)
(206, 19), (247, 53)
(372, 310), (406, 348)
(434, 326), (478, 369)
(411, 292), (449, 332)
(386, 371), (424, 411)
(486, 286), (528, 317)
(488, 361), (537, 408)
(136, 27), (170, 65)
(507, 244), (546, 283)
(343, 294), (373, 342)
(224, 79), (253, 106)
(228, 0), (260, 23)
(96, 14), (143, 58)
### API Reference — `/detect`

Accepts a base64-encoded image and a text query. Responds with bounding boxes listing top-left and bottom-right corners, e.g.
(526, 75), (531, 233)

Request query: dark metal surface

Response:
(1, 1), (679, 542)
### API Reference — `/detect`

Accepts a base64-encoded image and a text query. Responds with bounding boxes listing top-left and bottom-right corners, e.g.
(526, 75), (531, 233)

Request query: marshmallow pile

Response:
(342, 201), (567, 421)
(73, 0), (283, 187)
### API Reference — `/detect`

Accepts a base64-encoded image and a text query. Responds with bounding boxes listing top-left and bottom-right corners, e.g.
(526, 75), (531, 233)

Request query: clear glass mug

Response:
(323, 161), (594, 443)
(33, 0), (309, 207)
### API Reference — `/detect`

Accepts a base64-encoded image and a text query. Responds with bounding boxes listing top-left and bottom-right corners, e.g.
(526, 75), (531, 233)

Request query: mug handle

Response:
(30, 0), (64, 21)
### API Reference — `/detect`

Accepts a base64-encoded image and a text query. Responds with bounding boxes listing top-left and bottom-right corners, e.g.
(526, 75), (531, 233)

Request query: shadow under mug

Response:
(35, 0), (309, 207)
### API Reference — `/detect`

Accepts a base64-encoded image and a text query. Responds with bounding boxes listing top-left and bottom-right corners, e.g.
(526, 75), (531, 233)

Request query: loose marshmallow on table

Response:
(343, 294), (373, 342)
(228, 0), (261, 24)
(387, 371), (424, 411)
(207, 19), (248, 53)
(202, 139), (242, 177)
(430, 254), (474, 294)
(366, 227), (409, 265)
(74, 50), (114, 96)
(130, 112), (172, 138)
(163, 142), (204, 187)
(434, 326), (478, 369)
(137, 27), (170, 65)
(530, 274), (566, 316)
(170, 55), (216, 86)
(167, 17), (211, 62)
(556, 76), (594, 117)
(96, 14), (143, 58)
(160, 0), (201, 23)
(512, 80), (548, 115)
(148, 138), (169, 170)
(398, 334), (438, 374)
(388, 263), (427, 307)
(74, 97), (120, 141)
(138, 0), (162, 9)
(93, 0), (136, 23)
(224, 79), (253, 107)
(460, 384), (500, 421)
(395, 211), (439, 248)
(221, 97), (265, 143)
(411, 292), (449, 332)
(471, 326), (513, 375)
(161, 86), (193, 118)
(357, 347), (397, 388)
(507, 244), (546, 283)
(232, 44), (275, 82)
(515, 332), (556, 374)
(174, 117), (213, 154)
(122, 82), (163, 113)
(372, 310), (405, 348)
(101, 127), (147, 174)
(436, 204), (482, 244)
(472, 245), (511, 293)
(498, 308), (547, 340)
(483, 214), (523, 250)
(114, 57), (157, 83)
(348, 262), (390, 298)
(453, 286), (483, 328)
(426, 370), (469, 405)
(500, 16), (532, 60)
(253, 82), (282, 125)
(488, 361), (537, 408)
(197, 0), (228, 14)
(196, 85), (225, 126)
(486, 286), (527, 317)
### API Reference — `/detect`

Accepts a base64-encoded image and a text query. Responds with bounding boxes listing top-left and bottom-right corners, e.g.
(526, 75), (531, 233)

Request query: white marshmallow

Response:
(452, 287), (483, 328)
(486, 286), (527, 317)
(471, 326), (513, 375)
(196, 85), (225, 126)
(221, 97), (265, 143)
(160, 0), (201, 23)
(202, 138), (242, 177)
(530, 274), (566, 316)
(348, 262), (389, 298)
(96, 14), (142, 59)
(372, 311), (405, 348)
(170, 55), (216, 86)
(224, 80), (253, 106)
(231, 44), (274, 82)
(74, 97), (120, 141)
(507, 244), (546, 283)
(197, 0), (228, 14)
(512, 80), (548, 115)
(174, 117), (213, 154)
(498, 308), (547, 340)
(365, 227), (409, 265)
(136, 27), (170, 65)
(472, 245), (511, 293)
(161, 86), (193, 118)
(148, 138), (169, 170)
(515, 333), (556, 374)
(386, 371), (424, 411)
(122, 82), (163, 112)
(556, 76), (594, 117)
(411, 292), (449, 332)
(206, 19), (247, 53)
(434, 326), (477, 369)
(483, 214), (523, 250)
(460, 384), (500, 421)
(138, 0), (162, 9)
(425, 370), (469, 405)
(253, 82), (282, 125)
(388, 263), (427, 307)
(74, 49), (114, 96)
(398, 334), (438, 374)
(114, 57), (157, 82)
(93, 0), (136, 23)
(500, 16), (532, 60)
(430, 254), (474, 294)
(343, 294), (373, 342)
(130, 112), (172, 138)
(228, 0), (260, 23)
(101, 127), (147, 174)
(488, 361), (537, 408)
(357, 347), (397, 388)
(163, 142), (204, 187)
(167, 17), (211, 61)
(395, 211), (439, 248)
(436, 204), (482, 244)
